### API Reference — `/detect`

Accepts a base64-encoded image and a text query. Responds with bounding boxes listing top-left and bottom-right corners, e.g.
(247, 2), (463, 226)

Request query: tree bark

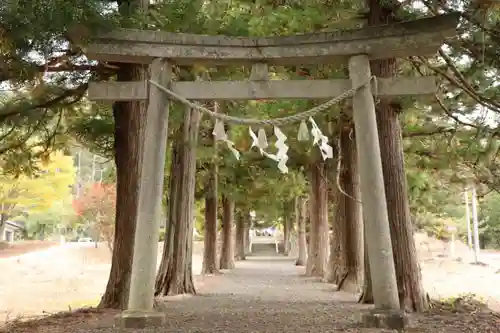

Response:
(202, 165), (219, 274)
(368, 0), (428, 312)
(283, 204), (292, 256)
(99, 64), (145, 309)
(306, 189), (315, 274)
(235, 210), (246, 260)
(155, 107), (200, 296)
(329, 127), (363, 293)
(305, 162), (328, 277)
(359, 231), (374, 303)
(98, 0), (148, 310)
(326, 191), (341, 283)
(220, 196), (235, 269)
(0, 213), (8, 240)
(202, 101), (219, 274)
(295, 197), (307, 266)
(155, 143), (180, 294)
(245, 216), (251, 255)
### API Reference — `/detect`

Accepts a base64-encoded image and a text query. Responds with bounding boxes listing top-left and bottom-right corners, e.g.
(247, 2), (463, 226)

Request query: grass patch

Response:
(0, 307), (109, 333)
(429, 293), (491, 314)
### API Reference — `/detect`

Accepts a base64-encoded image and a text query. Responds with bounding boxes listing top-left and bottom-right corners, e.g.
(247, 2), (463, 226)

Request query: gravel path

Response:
(6, 255), (500, 333)
(151, 257), (375, 333)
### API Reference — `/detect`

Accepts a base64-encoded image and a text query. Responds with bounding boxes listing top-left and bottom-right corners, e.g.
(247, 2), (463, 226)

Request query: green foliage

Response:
(478, 191), (500, 248)
(0, 0), (120, 172)
(1, 0), (500, 250)
(24, 200), (75, 239)
(1, 0), (115, 57)
(67, 103), (115, 158)
(0, 89), (77, 174)
(194, 199), (205, 234)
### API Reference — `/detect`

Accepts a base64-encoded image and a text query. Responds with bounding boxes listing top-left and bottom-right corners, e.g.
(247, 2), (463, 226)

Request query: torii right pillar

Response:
(349, 55), (406, 329)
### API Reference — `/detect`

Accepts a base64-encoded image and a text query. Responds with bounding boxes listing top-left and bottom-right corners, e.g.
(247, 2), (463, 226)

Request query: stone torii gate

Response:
(86, 13), (459, 330)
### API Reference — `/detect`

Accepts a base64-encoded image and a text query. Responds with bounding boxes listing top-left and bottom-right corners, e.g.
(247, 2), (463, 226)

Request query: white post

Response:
(471, 185), (480, 263)
(91, 154), (96, 183)
(249, 234), (253, 253)
(126, 59), (171, 314)
(464, 189), (472, 249)
(248, 221), (254, 253)
(75, 150), (82, 198)
(348, 55), (399, 310)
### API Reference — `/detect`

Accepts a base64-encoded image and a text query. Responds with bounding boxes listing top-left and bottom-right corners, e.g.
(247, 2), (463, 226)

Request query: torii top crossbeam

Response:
(86, 13), (460, 65)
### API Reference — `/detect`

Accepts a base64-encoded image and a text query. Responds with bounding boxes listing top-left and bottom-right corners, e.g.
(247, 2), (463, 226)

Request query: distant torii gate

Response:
(86, 13), (459, 330)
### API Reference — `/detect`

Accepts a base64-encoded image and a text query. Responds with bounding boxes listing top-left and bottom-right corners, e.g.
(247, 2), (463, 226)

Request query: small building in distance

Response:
(1, 220), (25, 242)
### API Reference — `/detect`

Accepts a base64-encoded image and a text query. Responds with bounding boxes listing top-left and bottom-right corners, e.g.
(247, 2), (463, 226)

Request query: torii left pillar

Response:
(115, 58), (171, 329)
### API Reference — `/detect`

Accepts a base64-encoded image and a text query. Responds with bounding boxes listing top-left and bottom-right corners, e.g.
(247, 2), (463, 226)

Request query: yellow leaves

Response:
(0, 150), (76, 215)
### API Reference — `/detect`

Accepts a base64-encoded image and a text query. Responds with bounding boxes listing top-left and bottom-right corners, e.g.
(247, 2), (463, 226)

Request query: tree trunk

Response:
(330, 127), (363, 293)
(99, 0), (148, 310)
(326, 192), (340, 283)
(359, 233), (374, 303)
(306, 163), (328, 277)
(317, 165), (329, 278)
(295, 197), (307, 266)
(202, 101), (219, 274)
(220, 196), (235, 269)
(0, 213), (8, 240)
(306, 189), (315, 274)
(367, 0), (428, 312)
(245, 216), (251, 255)
(155, 107), (200, 296)
(202, 165), (219, 274)
(283, 205), (292, 256)
(235, 210), (246, 260)
(98, 63), (145, 309)
(155, 143), (180, 294)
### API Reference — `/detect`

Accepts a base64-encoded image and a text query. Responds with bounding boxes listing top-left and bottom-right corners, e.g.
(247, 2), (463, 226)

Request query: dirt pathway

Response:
(0, 241), (58, 259)
(0, 243), (111, 322)
(5, 256), (499, 333)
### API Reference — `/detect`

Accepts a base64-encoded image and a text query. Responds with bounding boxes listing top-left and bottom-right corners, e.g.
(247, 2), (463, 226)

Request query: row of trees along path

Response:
(2, 0), (500, 332)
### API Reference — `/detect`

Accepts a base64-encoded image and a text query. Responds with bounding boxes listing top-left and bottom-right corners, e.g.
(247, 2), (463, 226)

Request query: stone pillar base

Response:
(114, 310), (165, 330)
(360, 309), (409, 330)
